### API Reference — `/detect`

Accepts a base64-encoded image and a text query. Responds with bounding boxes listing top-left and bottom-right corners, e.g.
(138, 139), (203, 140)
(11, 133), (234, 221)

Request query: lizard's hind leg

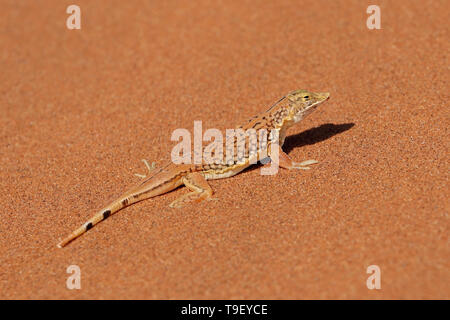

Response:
(169, 172), (213, 208)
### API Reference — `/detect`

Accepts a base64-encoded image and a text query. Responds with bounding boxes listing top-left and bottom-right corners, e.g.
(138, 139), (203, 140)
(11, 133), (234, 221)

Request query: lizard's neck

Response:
(277, 119), (294, 146)
(268, 108), (296, 147)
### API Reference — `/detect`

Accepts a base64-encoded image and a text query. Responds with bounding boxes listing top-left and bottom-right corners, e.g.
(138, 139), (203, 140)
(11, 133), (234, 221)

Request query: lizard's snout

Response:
(316, 92), (330, 101)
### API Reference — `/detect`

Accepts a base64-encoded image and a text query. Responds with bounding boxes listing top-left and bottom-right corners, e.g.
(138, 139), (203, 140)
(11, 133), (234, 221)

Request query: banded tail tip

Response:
(56, 208), (113, 248)
(57, 239), (68, 248)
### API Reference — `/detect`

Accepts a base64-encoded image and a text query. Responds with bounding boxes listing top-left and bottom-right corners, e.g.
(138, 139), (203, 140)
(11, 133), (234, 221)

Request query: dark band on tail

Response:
(103, 210), (111, 219)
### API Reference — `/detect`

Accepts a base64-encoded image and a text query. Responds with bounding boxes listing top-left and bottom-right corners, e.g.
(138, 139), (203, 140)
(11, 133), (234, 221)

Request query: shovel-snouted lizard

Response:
(57, 89), (330, 247)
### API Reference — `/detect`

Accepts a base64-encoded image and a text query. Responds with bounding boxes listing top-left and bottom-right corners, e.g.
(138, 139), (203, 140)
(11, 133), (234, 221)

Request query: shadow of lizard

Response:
(242, 122), (355, 174)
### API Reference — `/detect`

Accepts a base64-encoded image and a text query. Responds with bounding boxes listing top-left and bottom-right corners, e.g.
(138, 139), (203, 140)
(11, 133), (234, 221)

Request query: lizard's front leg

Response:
(271, 145), (318, 170)
(169, 172), (213, 208)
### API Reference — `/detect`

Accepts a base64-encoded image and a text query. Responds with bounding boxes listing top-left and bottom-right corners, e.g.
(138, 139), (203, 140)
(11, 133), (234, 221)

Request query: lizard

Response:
(57, 89), (330, 247)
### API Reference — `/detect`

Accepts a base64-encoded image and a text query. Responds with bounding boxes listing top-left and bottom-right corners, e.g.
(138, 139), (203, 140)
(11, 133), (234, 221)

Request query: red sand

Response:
(0, 0), (448, 299)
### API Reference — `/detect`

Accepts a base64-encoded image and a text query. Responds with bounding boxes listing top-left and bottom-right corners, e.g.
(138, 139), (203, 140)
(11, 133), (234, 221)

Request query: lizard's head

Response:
(287, 89), (330, 123)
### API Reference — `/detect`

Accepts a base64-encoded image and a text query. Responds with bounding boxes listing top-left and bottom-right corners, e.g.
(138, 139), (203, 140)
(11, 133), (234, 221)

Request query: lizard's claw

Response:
(134, 159), (156, 178)
(291, 159), (318, 170)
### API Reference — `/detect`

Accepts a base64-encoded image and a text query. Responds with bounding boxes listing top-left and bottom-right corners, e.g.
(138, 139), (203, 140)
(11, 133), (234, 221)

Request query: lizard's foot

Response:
(290, 159), (318, 170)
(168, 172), (213, 208)
(134, 159), (156, 178)
(273, 146), (319, 170)
(169, 192), (213, 208)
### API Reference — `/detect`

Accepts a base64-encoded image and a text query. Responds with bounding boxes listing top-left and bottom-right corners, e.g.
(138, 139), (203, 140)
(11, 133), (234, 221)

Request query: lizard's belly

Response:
(203, 163), (250, 180)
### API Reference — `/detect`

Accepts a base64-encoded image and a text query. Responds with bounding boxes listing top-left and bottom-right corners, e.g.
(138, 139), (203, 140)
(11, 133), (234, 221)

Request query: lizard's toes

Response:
(298, 159), (319, 166)
(292, 166), (311, 170)
(168, 201), (183, 209)
(142, 159), (157, 171)
(134, 159), (157, 179)
(291, 159), (318, 169)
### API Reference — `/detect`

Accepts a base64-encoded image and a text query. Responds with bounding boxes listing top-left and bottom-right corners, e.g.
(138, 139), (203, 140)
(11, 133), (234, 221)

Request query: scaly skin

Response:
(57, 89), (330, 247)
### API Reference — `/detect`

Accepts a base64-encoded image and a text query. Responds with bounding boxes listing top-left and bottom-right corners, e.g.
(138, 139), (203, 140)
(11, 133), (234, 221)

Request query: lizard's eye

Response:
(304, 95), (310, 100)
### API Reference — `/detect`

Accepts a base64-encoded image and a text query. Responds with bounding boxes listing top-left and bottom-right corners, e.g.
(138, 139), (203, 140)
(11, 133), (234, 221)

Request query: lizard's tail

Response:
(56, 163), (183, 248)
(56, 196), (130, 248)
